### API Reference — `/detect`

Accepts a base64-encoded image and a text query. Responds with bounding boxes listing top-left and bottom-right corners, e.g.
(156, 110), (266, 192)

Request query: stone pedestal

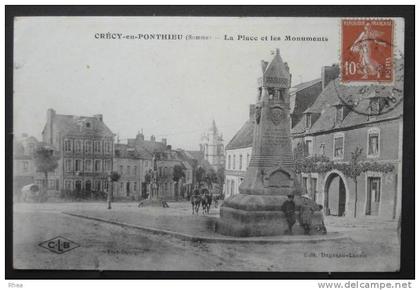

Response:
(217, 194), (325, 237)
(217, 49), (325, 237)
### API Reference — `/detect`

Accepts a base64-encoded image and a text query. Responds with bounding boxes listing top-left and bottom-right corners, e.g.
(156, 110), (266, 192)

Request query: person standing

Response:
(281, 194), (296, 235)
(299, 194), (319, 235)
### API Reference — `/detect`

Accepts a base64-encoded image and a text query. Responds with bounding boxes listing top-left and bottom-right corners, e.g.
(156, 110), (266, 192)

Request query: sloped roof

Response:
(290, 78), (322, 94)
(136, 146), (153, 159)
(225, 119), (254, 150)
(174, 150), (196, 166)
(53, 114), (113, 137)
(114, 142), (153, 160)
(263, 50), (290, 83)
(186, 150), (204, 161)
(134, 139), (166, 153)
(114, 143), (140, 159)
(292, 59), (404, 135)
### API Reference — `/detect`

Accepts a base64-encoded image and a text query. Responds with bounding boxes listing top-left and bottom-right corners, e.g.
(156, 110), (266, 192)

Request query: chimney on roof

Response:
(136, 131), (144, 141)
(322, 64), (340, 90)
(46, 108), (56, 144)
(150, 135), (156, 142)
(161, 138), (167, 146)
(94, 114), (103, 122)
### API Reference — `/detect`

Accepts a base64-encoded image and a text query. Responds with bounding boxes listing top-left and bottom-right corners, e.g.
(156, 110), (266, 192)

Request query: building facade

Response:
(41, 109), (114, 195)
(224, 107), (254, 198)
(154, 149), (194, 200)
(13, 134), (39, 200)
(200, 120), (225, 170)
(113, 144), (143, 199)
(114, 133), (160, 199)
(291, 60), (404, 220)
(114, 132), (195, 200)
(225, 59), (403, 220)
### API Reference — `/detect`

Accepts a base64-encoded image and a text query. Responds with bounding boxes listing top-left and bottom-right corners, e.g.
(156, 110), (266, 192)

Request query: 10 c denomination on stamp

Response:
(341, 18), (394, 84)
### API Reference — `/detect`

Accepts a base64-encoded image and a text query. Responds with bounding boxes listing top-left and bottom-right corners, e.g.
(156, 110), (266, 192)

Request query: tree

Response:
(144, 170), (152, 184)
(195, 166), (206, 186)
(205, 168), (217, 189)
(33, 144), (58, 201)
(108, 171), (121, 209)
(342, 147), (364, 218)
(173, 164), (185, 200)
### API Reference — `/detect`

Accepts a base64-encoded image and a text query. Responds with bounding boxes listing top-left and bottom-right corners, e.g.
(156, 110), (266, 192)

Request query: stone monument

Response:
(217, 49), (324, 237)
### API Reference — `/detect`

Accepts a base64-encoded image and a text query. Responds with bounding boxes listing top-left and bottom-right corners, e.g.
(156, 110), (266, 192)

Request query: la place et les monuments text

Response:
(93, 33), (329, 42)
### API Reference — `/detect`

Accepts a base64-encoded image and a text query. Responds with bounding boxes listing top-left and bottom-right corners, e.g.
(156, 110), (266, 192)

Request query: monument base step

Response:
(217, 205), (326, 237)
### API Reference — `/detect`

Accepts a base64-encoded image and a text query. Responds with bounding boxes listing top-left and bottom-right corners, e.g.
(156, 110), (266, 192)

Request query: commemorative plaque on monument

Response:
(217, 49), (322, 237)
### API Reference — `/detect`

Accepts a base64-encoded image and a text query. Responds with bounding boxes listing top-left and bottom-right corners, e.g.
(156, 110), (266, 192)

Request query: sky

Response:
(13, 17), (404, 150)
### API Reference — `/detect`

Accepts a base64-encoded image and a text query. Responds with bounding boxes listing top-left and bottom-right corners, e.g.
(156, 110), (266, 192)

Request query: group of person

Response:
(280, 193), (326, 235)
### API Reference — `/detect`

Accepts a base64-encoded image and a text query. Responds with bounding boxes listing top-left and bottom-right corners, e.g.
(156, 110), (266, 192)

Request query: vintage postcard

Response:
(11, 15), (407, 273)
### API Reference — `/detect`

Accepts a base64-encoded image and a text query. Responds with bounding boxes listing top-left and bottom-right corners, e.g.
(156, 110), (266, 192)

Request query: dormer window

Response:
(305, 113), (312, 129)
(336, 106), (344, 123)
(368, 96), (388, 116)
(86, 122), (91, 128)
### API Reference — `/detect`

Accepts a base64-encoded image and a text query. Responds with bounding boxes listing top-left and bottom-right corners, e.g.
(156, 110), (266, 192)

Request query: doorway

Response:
(325, 173), (347, 216)
(85, 180), (92, 192)
(366, 177), (381, 216)
(75, 180), (82, 192)
(126, 182), (130, 197)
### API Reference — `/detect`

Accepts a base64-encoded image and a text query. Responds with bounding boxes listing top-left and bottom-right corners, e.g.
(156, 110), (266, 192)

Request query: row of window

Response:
(118, 181), (139, 196)
(64, 179), (109, 192)
(64, 179), (148, 196)
(305, 106), (346, 129)
(226, 153), (250, 171)
(158, 166), (174, 177)
(158, 182), (173, 194)
(64, 158), (112, 173)
(34, 179), (59, 190)
(304, 128), (380, 159)
(63, 139), (112, 154)
(119, 165), (139, 176)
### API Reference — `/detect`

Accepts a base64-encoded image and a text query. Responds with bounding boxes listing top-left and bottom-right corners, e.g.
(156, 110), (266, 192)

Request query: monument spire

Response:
(217, 49), (323, 237)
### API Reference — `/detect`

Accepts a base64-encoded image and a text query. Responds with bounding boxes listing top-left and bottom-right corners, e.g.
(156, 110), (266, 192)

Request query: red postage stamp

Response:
(341, 19), (394, 83)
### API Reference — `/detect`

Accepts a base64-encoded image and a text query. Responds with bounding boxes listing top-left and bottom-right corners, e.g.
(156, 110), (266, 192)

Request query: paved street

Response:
(13, 202), (400, 271)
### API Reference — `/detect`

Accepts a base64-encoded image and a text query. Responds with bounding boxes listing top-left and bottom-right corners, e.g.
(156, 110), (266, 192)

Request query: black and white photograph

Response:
(5, 7), (414, 279)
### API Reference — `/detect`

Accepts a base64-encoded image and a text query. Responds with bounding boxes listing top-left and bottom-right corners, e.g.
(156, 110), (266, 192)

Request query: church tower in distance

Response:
(200, 120), (225, 170)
